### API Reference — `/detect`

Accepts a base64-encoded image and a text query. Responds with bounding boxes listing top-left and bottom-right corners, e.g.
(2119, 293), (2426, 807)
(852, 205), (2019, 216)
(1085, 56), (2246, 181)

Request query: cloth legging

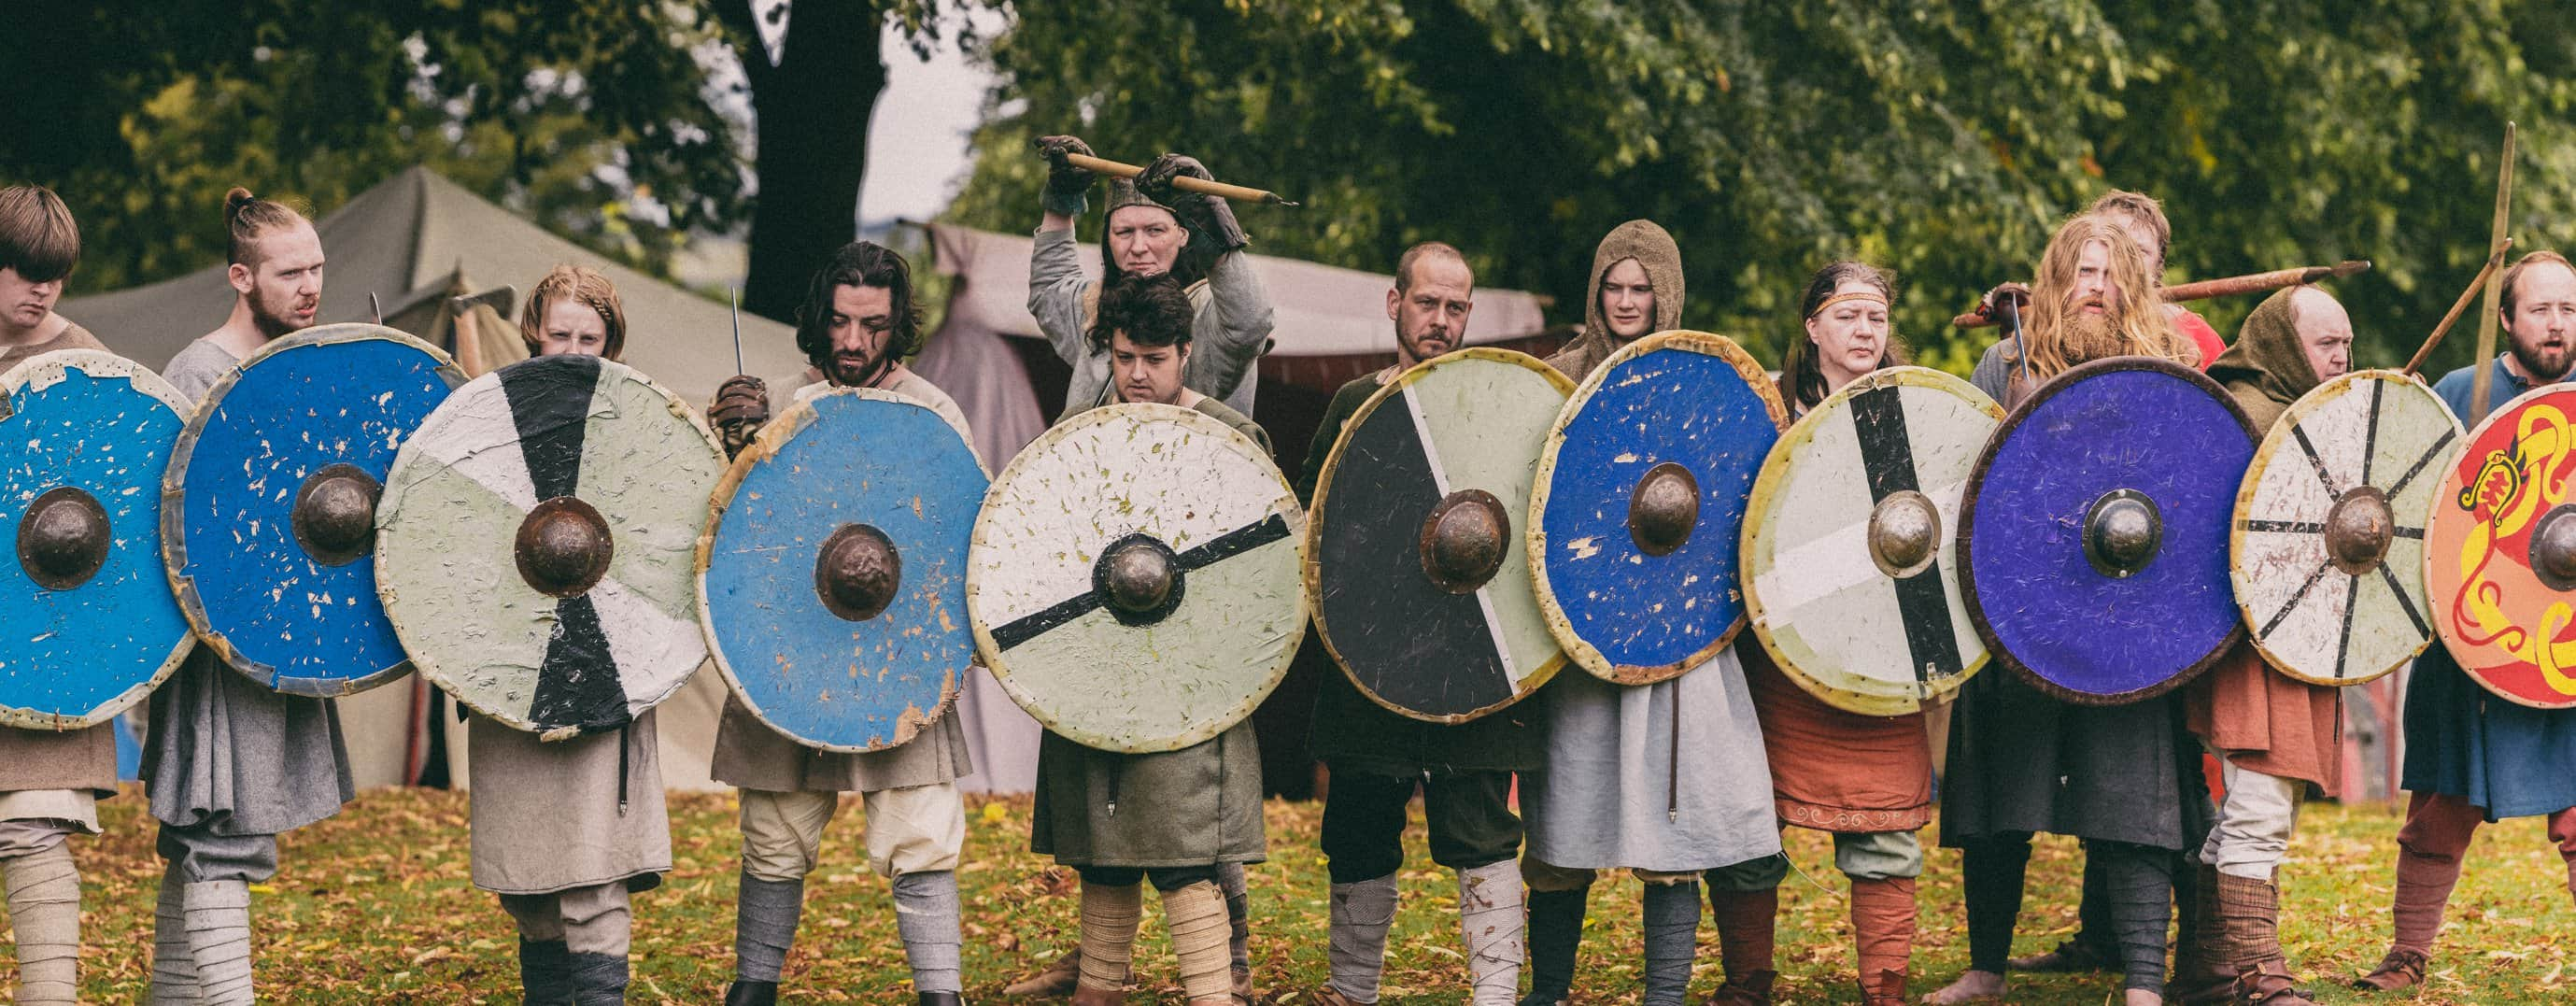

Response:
(1962, 833), (2173, 991)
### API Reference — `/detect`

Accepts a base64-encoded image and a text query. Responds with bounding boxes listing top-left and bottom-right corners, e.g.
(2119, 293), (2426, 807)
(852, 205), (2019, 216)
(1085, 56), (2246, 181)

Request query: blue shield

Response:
(163, 325), (462, 696)
(0, 351), (193, 728)
(701, 389), (988, 752)
(1531, 333), (1786, 684)
(1959, 357), (2255, 703)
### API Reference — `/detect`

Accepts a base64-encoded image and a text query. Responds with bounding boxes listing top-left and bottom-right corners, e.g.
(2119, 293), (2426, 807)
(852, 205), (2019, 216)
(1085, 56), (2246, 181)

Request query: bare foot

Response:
(2123, 989), (2163, 1006)
(1921, 971), (2004, 1004)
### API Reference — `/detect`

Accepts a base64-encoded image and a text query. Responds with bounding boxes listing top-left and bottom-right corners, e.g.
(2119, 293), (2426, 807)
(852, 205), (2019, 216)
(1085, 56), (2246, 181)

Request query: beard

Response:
(1396, 324), (1453, 363)
(826, 350), (881, 387)
(2056, 311), (2130, 366)
(2512, 334), (2574, 383)
(247, 286), (305, 338)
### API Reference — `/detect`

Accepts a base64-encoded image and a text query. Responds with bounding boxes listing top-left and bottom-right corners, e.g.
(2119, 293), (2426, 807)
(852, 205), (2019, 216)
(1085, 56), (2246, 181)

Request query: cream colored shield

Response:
(2233, 370), (2459, 686)
(1744, 366), (2002, 716)
(967, 403), (1306, 754)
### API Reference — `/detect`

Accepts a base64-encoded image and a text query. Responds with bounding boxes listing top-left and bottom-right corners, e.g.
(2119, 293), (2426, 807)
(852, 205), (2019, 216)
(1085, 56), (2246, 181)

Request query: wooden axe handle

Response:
(1062, 152), (1292, 205)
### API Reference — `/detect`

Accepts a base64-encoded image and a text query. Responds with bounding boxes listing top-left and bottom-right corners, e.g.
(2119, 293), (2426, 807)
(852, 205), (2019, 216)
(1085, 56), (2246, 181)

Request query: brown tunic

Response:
(1741, 645), (1932, 832)
(2185, 288), (2345, 796)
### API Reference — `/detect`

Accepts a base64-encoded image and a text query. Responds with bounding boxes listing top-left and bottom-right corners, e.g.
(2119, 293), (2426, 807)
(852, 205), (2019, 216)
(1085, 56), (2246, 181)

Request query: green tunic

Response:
(1295, 373), (1543, 776)
(1029, 394), (1270, 867)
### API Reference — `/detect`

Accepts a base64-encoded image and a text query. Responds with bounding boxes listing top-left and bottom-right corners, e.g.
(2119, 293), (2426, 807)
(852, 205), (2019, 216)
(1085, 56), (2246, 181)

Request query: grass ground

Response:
(8, 788), (2572, 1002)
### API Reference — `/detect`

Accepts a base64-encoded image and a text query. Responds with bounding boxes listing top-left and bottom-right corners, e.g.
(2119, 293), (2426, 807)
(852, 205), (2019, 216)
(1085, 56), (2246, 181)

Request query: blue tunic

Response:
(2402, 359), (2576, 820)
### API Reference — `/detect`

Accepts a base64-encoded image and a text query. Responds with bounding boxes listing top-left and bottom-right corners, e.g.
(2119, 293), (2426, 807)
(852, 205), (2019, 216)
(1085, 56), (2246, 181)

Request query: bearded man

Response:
(706, 242), (978, 1006)
(2355, 250), (2576, 992)
(1932, 214), (2208, 1006)
(144, 187), (351, 1006)
(1292, 242), (1530, 1006)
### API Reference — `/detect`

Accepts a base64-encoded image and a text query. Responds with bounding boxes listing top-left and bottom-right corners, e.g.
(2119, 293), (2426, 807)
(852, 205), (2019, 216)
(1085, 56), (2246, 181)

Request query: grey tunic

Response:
(142, 337), (356, 837)
(1026, 228), (1271, 417)
(467, 715), (670, 895)
(1520, 647), (1783, 873)
(1027, 395), (1272, 868)
(707, 369), (981, 793)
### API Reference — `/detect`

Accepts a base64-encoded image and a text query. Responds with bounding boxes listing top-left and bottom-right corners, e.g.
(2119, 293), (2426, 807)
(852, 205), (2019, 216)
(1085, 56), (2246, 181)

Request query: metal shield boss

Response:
(2426, 383), (2576, 709)
(699, 388), (988, 753)
(2233, 370), (2459, 686)
(1530, 331), (1787, 685)
(376, 354), (728, 738)
(163, 324), (464, 696)
(1307, 349), (1572, 722)
(0, 350), (193, 728)
(1960, 357), (2255, 703)
(968, 403), (1306, 754)
(1743, 366), (2003, 716)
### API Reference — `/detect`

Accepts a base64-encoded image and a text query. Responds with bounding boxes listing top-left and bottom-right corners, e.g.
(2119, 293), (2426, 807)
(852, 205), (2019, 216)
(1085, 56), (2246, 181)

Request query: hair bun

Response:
(225, 187), (256, 217)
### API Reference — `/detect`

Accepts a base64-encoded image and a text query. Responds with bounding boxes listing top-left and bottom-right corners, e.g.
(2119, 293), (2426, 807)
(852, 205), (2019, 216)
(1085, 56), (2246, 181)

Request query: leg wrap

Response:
(2215, 872), (2286, 971)
(1522, 884), (1589, 1004)
(893, 871), (964, 994)
(149, 866), (198, 1005)
(1457, 859), (1524, 1006)
(1960, 835), (2032, 976)
(518, 937), (573, 1005)
(1707, 884), (1778, 982)
(3, 844), (80, 1004)
(2390, 792), (2478, 955)
(732, 874), (805, 984)
(1217, 860), (1251, 972)
(1640, 878), (1702, 1006)
(2094, 842), (2175, 993)
(181, 880), (254, 1006)
(1325, 872), (1398, 1003)
(1163, 880), (1233, 1002)
(1077, 881), (1143, 992)
(566, 951), (629, 1006)
(1847, 876), (1916, 983)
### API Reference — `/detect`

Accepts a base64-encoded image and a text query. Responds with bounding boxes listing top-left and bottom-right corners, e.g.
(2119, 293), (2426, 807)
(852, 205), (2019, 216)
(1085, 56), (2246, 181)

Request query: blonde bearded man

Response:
(1935, 215), (2205, 1006)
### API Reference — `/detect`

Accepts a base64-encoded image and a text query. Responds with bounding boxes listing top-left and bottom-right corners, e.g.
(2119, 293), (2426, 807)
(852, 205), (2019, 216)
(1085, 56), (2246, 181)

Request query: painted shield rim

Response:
(695, 386), (976, 753)
(966, 402), (1308, 754)
(2424, 380), (2576, 709)
(162, 323), (464, 697)
(1528, 330), (1789, 685)
(1742, 364), (2003, 716)
(0, 348), (194, 729)
(376, 354), (728, 735)
(1304, 347), (1574, 723)
(2231, 368), (2458, 687)
(1956, 354), (2254, 705)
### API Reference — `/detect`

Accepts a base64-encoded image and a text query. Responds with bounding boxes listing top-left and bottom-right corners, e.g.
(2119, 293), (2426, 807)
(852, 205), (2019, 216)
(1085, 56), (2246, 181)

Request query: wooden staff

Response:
(1058, 151), (1301, 206)
(2468, 122), (2517, 424)
(2405, 239), (2512, 376)
(1951, 260), (2373, 328)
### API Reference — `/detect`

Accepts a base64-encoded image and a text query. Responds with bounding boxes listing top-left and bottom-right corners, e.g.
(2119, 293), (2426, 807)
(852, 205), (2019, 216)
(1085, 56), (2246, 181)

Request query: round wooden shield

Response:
(967, 403), (1306, 754)
(1743, 366), (2003, 716)
(1307, 349), (1572, 723)
(376, 354), (728, 738)
(1959, 357), (2255, 704)
(699, 388), (987, 753)
(2233, 370), (2459, 686)
(163, 324), (463, 696)
(1529, 331), (1787, 685)
(2425, 382), (2576, 709)
(0, 350), (193, 729)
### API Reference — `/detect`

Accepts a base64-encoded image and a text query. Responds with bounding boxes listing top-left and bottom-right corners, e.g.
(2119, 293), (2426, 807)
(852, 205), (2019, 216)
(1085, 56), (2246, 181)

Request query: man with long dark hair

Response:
(707, 242), (978, 1006)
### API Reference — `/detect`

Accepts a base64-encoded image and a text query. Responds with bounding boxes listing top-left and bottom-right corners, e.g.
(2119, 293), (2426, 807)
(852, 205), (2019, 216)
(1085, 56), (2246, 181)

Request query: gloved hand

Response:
(1139, 152), (1249, 251)
(1035, 135), (1098, 218)
(709, 375), (771, 460)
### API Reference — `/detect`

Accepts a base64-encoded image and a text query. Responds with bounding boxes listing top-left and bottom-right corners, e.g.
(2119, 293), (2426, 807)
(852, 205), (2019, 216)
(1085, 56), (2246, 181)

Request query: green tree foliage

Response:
(946, 0), (2576, 376)
(3, 0), (748, 290)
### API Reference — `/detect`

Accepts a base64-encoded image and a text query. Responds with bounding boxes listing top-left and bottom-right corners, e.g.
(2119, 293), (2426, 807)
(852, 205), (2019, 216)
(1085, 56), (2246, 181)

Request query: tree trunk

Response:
(729, 1), (891, 326)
